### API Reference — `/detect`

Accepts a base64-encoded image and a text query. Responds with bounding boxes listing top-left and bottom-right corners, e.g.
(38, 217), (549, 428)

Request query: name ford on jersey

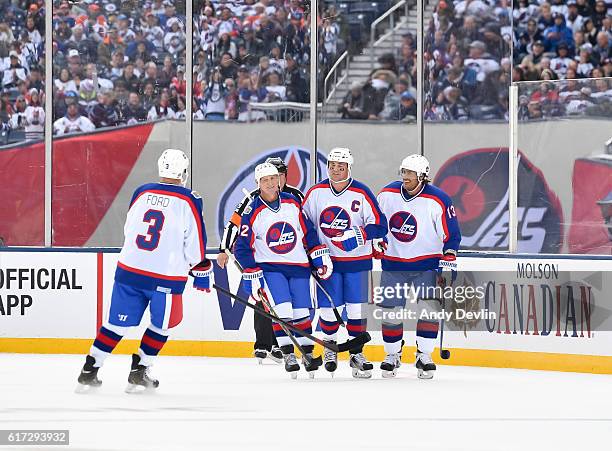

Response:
(266, 221), (297, 254)
(389, 211), (418, 242)
(320, 206), (351, 237)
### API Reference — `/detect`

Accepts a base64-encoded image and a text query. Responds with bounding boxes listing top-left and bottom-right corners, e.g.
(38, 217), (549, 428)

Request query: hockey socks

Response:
(90, 326), (124, 366)
(416, 319), (439, 355)
(138, 327), (169, 366)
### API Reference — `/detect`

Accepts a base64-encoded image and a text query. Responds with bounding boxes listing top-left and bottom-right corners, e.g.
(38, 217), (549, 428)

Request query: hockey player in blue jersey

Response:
(234, 162), (333, 379)
(375, 154), (461, 379)
(76, 149), (213, 393)
(302, 148), (387, 378)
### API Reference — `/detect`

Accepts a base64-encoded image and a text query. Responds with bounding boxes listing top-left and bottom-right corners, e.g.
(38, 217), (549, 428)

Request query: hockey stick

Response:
(214, 284), (370, 353)
(437, 264), (455, 360)
(224, 251), (321, 367)
(310, 272), (345, 328)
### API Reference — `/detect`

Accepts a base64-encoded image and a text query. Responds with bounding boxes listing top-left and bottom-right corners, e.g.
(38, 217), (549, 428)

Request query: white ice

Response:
(1, 353), (611, 451)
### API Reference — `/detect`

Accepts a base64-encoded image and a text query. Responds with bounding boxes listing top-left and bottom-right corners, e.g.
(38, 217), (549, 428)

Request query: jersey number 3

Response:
(136, 209), (165, 251)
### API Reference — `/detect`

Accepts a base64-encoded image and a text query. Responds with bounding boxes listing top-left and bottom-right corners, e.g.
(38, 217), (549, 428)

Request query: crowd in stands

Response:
(0, 0), (610, 142)
(419, 0), (611, 121)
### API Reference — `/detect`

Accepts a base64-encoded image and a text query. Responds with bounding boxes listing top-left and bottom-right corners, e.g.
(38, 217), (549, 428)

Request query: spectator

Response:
(225, 79), (239, 120)
(284, 54), (307, 102)
(203, 67), (228, 121)
(544, 13), (575, 52)
(263, 72), (286, 102)
(53, 102), (95, 135)
(551, 41), (573, 78)
(89, 92), (119, 128)
(147, 91), (176, 120)
(122, 91), (148, 124)
(3, 51), (28, 89)
(338, 81), (369, 120)
(380, 79), (410, 120)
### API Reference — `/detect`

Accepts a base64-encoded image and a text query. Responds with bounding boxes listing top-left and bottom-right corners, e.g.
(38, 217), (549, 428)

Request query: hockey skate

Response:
(415, 351), (436, 379)
(380, 353), (401, 378)
(75, 355), (102, 393)
(323, 342), (338, 376)
(283, 353), (300, 379)
(349, 352), (373, 379)
(268, 346), (283, 364)
(254, 349), (268, 364)
(126, 354), (159, 393)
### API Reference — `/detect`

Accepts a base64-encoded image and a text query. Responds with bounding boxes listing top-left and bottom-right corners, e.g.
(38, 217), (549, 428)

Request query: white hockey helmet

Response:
(400, 154), (430, 181)
(158, 148), (189, 186)
(254, 162), (279, 185)
(327, 147), (354, 165)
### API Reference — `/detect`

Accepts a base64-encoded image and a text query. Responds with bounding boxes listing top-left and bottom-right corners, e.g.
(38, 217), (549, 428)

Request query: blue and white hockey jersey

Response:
(302, 178), (387, 272)
(115, 183), (207, 293)
(377, 181), (461, 271)
(234, 192), (321, 277)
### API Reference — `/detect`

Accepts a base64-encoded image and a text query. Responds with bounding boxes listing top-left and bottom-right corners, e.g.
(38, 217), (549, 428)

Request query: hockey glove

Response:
(190, 259), (213, 292)
(372, 237), (388, 259)
(437, 252), (458, 286)
(309, 245), (333, 280)
(331, 226), (366, 252)
(242, 267), (266, 299)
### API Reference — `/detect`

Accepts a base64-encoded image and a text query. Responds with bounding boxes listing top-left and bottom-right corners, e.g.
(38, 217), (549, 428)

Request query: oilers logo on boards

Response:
(389, 211), (417, 242)
(319, 206), (351, 238)
(217, 147), (328, 242)
(266, 221), (297, 254)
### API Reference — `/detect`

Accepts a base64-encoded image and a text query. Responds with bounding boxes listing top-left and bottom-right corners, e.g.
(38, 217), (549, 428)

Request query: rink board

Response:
(1, 249), (612, 374)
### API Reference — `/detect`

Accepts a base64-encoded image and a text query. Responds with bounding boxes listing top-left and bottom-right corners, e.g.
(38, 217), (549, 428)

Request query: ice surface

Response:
(0, 353), (611, 451)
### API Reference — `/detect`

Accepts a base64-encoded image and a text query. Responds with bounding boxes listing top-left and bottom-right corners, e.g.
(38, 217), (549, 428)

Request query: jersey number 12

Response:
(136, 209), (165, 251)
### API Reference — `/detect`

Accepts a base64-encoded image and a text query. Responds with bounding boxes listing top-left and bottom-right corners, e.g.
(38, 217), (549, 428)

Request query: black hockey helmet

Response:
(265, 157), (288, 174)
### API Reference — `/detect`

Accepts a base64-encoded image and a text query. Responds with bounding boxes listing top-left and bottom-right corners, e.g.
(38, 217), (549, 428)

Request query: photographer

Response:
(203, 66), (228, 121)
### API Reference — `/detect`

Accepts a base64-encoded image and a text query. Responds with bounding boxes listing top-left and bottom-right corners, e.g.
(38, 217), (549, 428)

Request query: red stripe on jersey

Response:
(379, 187), (401, 194)
(382, 253), (443, 262)
(420, 194), (449, 242)
(347, 186), (381, 224)
(302, 183), (328, 206)
(272, 323), (284, 332)
(131, 189), (205, 260)
(168, 294), (183, 328)
(332, 254), (373, 261)
(117, 261), (189, 281)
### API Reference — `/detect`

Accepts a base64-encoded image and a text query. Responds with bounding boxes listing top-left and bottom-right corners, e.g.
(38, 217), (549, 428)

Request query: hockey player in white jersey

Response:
(375, 154), (461, 379)
(302, 148), (387, 378)
(217, 157), (304, 364)
(234, 163), (333, 378)
(76, 149), (213, 393)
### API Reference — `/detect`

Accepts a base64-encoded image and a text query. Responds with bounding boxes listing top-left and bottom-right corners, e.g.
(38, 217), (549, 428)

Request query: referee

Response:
(217, 157), (304, 363)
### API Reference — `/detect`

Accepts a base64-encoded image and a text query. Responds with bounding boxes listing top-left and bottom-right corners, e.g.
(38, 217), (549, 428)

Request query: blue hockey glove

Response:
(242, 267), (266, 299)
(309, 245), (333, 280)
(331, 226), (366, 252)
(190, 259), (213, 292)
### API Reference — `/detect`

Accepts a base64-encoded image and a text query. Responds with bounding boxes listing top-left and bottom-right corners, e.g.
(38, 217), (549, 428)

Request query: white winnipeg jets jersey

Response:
(234, 192), (320, 277)
(377, 181), (461, 271)
(302, 179), (387, 272)
(115, 182), (207, 293)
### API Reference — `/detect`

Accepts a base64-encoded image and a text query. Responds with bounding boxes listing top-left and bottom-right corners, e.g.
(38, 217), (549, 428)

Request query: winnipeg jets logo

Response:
(266, 221), (297, 254)
(320, 206), (351, 238)
(389, 211), (418, 242)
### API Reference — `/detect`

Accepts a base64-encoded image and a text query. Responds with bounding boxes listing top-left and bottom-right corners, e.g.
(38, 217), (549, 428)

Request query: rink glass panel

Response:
(0, 2), (46, 246)
(515, 77), (612, 255)
(423, 0), (511, 253)
(51, 0), (188, 247)
(191, 0), (314, 249)
(318, 0), (417, 192)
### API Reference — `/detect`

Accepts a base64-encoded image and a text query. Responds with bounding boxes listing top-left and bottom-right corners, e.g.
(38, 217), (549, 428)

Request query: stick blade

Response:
(337, 332), (371, 353)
